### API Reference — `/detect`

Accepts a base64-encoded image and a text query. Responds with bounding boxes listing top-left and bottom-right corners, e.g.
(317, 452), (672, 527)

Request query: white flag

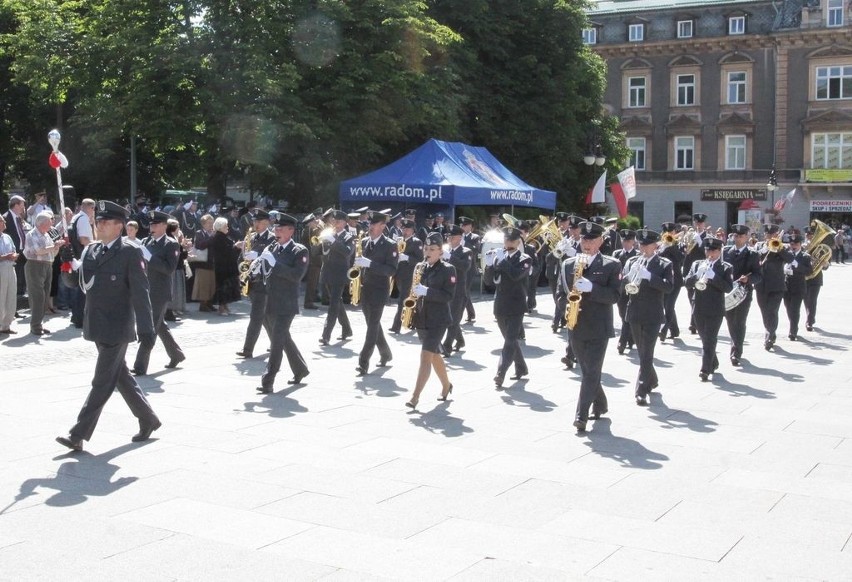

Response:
(588, 170), (607, 204)
(616, 166), (637, 199)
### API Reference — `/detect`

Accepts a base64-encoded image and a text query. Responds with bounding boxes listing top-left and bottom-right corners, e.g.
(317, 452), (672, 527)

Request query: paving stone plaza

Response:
(1, 267), (851, 580)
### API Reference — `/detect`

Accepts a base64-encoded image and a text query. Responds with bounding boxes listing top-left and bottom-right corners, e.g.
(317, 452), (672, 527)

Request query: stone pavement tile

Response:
(713, 468), (852, 503)
(624, 423), (765, 455)
(768, 492), (852, 530)
(448, 432), (589, 462)
(448, 557), (591, 581)
(116, 497), (315, 549)
(408, 517), (619, 574)
(720, 537), (852, 580)
(344, 436), (496, 468)
(468, 452), (630, 488)
(540, 509), (741, 561)
(255, 463), (419, 503)
(256, 491), (446, 539)
(241, 439), (395, 473)
(785, 416), (852, 439)
(237, 418), (378, 448)
(317, 570), (396, 582)
(363, 457), (528, 496)
(806, 461), (852, 481)
(102, 532), (336, 581)
(263, 525), (483, 581)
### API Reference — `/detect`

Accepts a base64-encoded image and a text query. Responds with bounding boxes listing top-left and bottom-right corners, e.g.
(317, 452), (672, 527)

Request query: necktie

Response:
(15, 216), (24, 250)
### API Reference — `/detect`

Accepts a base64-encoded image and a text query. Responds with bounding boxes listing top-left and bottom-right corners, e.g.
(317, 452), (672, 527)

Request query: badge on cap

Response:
(585, 223), (592, 233)
(149, 211), (155, 219)
(98, 201), (105, 211)
(641, 229), (647, 238)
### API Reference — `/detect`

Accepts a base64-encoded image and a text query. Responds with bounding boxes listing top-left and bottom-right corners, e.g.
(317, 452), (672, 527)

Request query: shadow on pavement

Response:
(738, 360), (804, 383)
(648, 393), (718, 433)
(583, 419), (668, 470)
(499, 380), (557, 412)
(354, 372), (406, 398)
(712, 372), (776, 399)
(770, 346), (833, 365)
(408, 402), (474, 438)
(241, 387), (309, 418)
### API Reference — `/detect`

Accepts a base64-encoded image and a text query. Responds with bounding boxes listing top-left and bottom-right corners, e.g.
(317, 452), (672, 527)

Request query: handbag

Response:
(187, 246), (208, 262)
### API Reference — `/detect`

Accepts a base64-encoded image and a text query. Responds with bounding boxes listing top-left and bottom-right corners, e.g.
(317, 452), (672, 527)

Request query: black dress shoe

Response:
(789, 334), (798, 341)
(388, 327), (400, 334)
(561, 356), (574, 370)
(338, 334), (352, 341)
(591, 408), (608, 419)
(378, 357), (392, 367)
(287, 371), (310, 385)
(510, 372), (528, 380)
(573, 420), (587, 432)
(617, 343), (625, 355)
(355, 365), (368, 376)
(731, 356), (740, 366)
(493, 374), (505, 388)
(56, 435), (83, 451)
(131, 368), (146, 376)
(256, 386), (273, 394)
(764, 339), (774, 351)
(131, 418), (162, 442)
(670, 332), (680, 339)
(164, 355), (186, 369)
(465, 318), (475, 324)
(658, 331), (666, 342)
(454, 342), (465, 351)
(689, 326), (697, 335)
(235, 350), (253, 358)
(31, 328), (50, 336)
(164, 310), (177, 321)
(699, 372), (709, 382)
(319, 337), (329, 346)
(551, 325), (558, 334)
(635, 395), (648, 406)
(806, 324), (814, 331)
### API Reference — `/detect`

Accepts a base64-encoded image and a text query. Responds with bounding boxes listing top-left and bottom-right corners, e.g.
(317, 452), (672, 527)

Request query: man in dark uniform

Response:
(441, 224), (472, 353)
(601, 217), (622, 256)
(256, 214), (311, 393)
(804, 227), (826, 331)
(684, 237), (734, 381)
(418, 213), (436, 243)
(354, 212), (399, 375)
(235, 210), (274, 358)
(545, 213), (571, 315)
(782, 233), (812, 341)
(132, 210), (186, 375)
(549, 214), (581, 337)
(319, 210), (354, 344)
(613, 229), (638, 354)
(683, 213), (709, 334)
(624, 229), (674, 405)
(172, 200), (199, 240)
(56, 201), (160, 451)
(559, 221), (621, 431)
(658, 222), (685, 340)
(722, 224), (762, 365)
(389, 218), (424, 333)
(301, 213), (323, 309)
(224, 205), (242, 242)
(131, 197), (151, 239)
(519, 221), (541, 313)
(484, 226), (533, 388)
(755, 224), (794, 350)
(459, 216), (481, 323)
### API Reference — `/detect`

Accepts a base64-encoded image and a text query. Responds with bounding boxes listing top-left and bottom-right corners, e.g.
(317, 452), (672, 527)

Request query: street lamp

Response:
(766, 166), (778, 223)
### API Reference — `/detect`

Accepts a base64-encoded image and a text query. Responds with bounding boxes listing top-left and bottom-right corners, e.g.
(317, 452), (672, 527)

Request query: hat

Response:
(458, 216), (474, 226)
(301, 213), (315, 225)
(355, 206), (370, 214)
(425, 213), (435, 220)
(703, 236), (723, 250)
(390, 212), (402, 221)
(425, 232), (444, 247)
(401, 219), (416, 229)
(518, 220), (531, 232)
(447, 224), (463, 236)
(555, 212), (570, 222)
(253, 209), (271, 221)
(95, 200), (129, 221)
(404, 208), (416, 216)
(322, 207), (335, 218)
(661, 222), (678, 233)
(568, 215), (583, 228)
(502, 226), (522, 241)
(330, 210), (348, 221)
(579, 221), (605, 239)
(605, 217), (618, 225)
(730, 224), (749, 235)
(636, 229), (661, 245)
(787, 233), (804, 244)
(148, 210), (171, 224)
(219, 205), (233, 213)
(347, 212), (360, 220)
(693, 213), (708, 223)
(274, 213), (298, 227)
(312, 207), (324, 216)
(589, 216), (605, 225)
(619, 229), (636, 240)
(369, 212), (389, 224)
(765, 224), (781, 235)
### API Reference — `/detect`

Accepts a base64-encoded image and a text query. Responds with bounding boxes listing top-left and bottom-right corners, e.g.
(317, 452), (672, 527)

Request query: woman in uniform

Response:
(406, 232), (457, 410)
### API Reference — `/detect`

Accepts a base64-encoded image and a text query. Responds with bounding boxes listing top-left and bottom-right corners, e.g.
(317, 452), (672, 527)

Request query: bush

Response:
(617, 215), (641, 230)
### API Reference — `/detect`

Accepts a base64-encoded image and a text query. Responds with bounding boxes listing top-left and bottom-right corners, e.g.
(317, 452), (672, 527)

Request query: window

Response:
(727, 71), (747, 103)
(677, 74), (695, 105)
(674, 201), (693, 222)
(582, 28), (597, 44)
(812, 133), (852, 168)
(675, 136), (694, 170)
(628, 77), (646, 107)
(729, 16), (745, 35)
(828, 0), (844, 27)
(816, 66), (852, 100)
(627, 201), (644, 224)
(725, 135), (746, 169)
(627, 137), (646, 170)
(629, 23), (644, 42)
(677, 20), (693, 39)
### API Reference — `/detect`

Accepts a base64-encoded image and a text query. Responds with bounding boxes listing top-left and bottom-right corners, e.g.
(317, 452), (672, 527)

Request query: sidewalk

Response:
(1, 266), (851, 580)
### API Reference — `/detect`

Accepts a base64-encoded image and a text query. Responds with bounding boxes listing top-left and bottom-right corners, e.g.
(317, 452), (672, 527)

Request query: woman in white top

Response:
(0, 214), (19, 334)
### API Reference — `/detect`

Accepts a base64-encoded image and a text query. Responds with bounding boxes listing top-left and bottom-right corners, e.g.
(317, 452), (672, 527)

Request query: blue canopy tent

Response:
(339, 139), (556, 211)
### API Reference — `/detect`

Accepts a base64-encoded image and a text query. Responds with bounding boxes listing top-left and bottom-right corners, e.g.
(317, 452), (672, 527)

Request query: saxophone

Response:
(348, 232), (364, 305)
(401, 261), (425, 329)
(238, 227), (255, 296)
(565, 254), (588, 330)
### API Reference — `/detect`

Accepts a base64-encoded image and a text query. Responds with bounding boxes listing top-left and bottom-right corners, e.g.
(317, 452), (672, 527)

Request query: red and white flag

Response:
(773, 188), (796, 212)
(610, 166), (636, 218)
(585, 170), (607, 205)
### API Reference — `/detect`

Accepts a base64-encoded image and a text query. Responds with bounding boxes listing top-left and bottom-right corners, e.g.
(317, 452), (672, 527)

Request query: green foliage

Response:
(617, 215), (641, 230)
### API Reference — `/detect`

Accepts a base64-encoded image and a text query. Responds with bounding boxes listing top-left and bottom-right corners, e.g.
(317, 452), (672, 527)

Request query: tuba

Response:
(348, 232), (364, 305)
(400, 261), (426, 329)
(565, 254), (588, 330)
(805, 219), (836, 280)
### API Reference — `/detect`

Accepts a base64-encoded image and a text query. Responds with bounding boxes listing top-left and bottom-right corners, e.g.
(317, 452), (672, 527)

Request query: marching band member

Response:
(236, 210), (274, 359)
(559, 221), (621, 432)
(804, 226), (826, 332)
(484, 225), (533, 389)
(613, 229), (638, 354)
(545, 212), (572, 332)
(683, 213), (708, 334)
(722, 224), (762, 365)
(520, 220), (541, 313)
(782, 233), (812, 341)
(624, 229), (673, 405)
(389, 219), (424, 334)
(441, 224), (472, 354)
(318, 210), (354, 345)
(459, 216), (481, 323)
(684, 237), (734, 381)
(602, 217), (621, 256)
(354, 212), (399, 376)
(301, 212), (324, 309)
(406, 232), (457, 410)
(657, 222), (685, 341)
(754, 224), (794, 350)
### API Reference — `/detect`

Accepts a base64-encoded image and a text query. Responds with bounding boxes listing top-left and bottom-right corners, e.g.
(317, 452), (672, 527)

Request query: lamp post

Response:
(584, 127), (607, 213)
(766, 166), (778, 224)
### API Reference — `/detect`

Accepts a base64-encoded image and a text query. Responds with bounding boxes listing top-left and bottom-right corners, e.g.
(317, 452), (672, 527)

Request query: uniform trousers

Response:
(496, 314), (527, 377)
(304, 264), (321, 306)
(784, 291), (804, 336)
(617, 296), (632, 348)
(724, 296), (751, 359)
(390, 274), (413, 331)
(322, 282), (351, 341)
(631, 322), (659, 397)
(242, 286), (271, 353)
(24, 260), (52, 331)
(804, 285), (821, 327)
(573, 337), (608, 421)
(686, 286), (697, 331)
(359, 299), (392, 367)
(262, 313), (308, 388)
(0, 261), (16, 329)
(464, 277), (476, 320)
(69, 342), (157, 441)
(756, 290), (783, 340)
(660, 284), (681, 337)
(694, 312), (723, 374)
(526, 267), (540, 310)
(134, 302), (185, 372)
(442, 291), (466, 348)
(70, 285), (86, 327)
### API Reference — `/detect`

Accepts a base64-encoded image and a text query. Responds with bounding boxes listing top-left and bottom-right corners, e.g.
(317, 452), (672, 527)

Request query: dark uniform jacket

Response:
(447, 244), (472, 292)
(320, 229), (355, 287)
(462, 232), (481, 271)
(755, 244), (794, 294)
(601, 228), (622, 256)
(397, 236), (424, 287)
(559, 253), (621, 340)
(141, 234), (180, 307)
(784, 250), (812, 297)
(684, 259), (734, 314)
(659, 242), (685, 286)
(613, 247), (638, 269)
(625, 254), (674, 326)
(360, 235), (399, 297)
(80, 239), (154, 344)
(484, 249), (533, 317)
(265, 239), (309, 316)
(682, 232), (707, 278)
(413, 260), (456, 329)
(722, 244), (762, 298)
(247, 229), (275, 292)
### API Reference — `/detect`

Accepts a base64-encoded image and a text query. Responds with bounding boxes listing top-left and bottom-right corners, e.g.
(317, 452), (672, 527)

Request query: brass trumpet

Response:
(311, 225), (334, 246)
(767, 237), (784, 252)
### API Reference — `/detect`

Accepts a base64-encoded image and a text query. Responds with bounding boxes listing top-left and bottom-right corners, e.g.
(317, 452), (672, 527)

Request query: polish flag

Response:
(773, 188), (796, 212)
(610, 166), (636, 218)
(585, 170), (607, 205)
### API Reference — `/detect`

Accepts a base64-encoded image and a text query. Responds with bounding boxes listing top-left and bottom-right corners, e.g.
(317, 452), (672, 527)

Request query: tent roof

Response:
(339, 139), (556, 210)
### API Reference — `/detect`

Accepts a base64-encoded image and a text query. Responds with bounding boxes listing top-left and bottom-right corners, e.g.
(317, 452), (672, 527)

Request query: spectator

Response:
(165, 219), (189, 321)
(124, 220), (140, 243)
(23, 211), (67, 335)
(0, 214), (19, 334)
(209, 216), (241, 315)
(3, 194), (29, 296)
(26, 192), (52, 226)
(191, 214), (216, 312)
(834, 228), (846, 264)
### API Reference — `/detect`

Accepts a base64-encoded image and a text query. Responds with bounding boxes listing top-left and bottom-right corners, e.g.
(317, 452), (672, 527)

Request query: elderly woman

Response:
(165, 219), (189, 321)
(191, 214), (217, 312)
(209, 216), (242, 315)
(23, 211), (66, 335)
(0, 214), (19, 334)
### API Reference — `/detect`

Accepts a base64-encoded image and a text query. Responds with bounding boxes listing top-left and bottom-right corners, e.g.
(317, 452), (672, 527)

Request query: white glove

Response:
(442, 249), (451, 261)
(562, 244), (576, 258)
(704, 269), (715, 280)
(639, 266), (652, 281)
(398, 253), (409, 263)
(783, 264), (793, 276)
(791, 260), (798, 269)
(355, 256), (371, 268)
(485, 252), (496, 267)
(496, 248), (507, 262)
(575, 277), (593, 293)
(414, 283), (428, 297)
(71, 258), (82, 272)
(320, 232), (335, 244)
(244, 250), (258, 260)
(140, 246), (152, 262)
(260, 249), (276, 267)
(694, 232), (703, 245)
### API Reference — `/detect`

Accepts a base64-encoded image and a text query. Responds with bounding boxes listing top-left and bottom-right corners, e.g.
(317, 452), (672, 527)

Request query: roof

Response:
(589, 0), (761, 16)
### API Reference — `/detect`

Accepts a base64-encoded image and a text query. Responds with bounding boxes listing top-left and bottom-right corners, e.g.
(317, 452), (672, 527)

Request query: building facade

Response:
(587, 0), (852, 233)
